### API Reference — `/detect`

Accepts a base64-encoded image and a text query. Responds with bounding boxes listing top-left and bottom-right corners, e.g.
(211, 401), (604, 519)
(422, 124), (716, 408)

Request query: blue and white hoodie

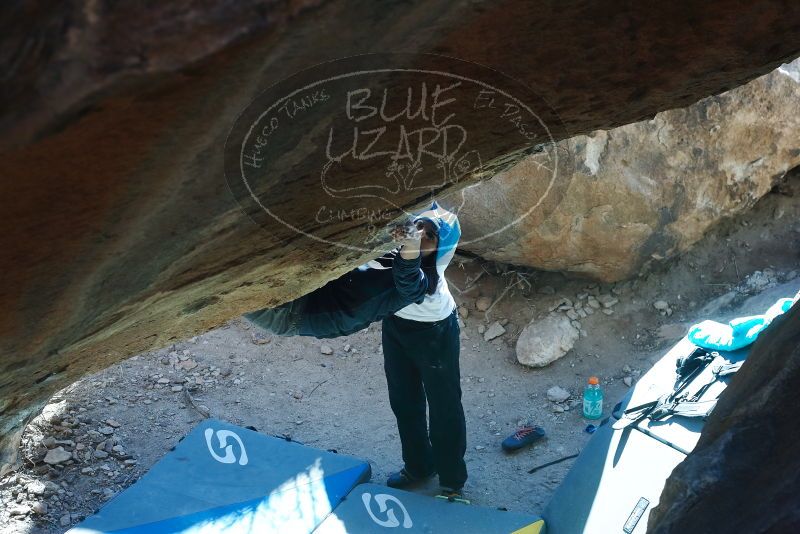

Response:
(393, 201), (460, 322)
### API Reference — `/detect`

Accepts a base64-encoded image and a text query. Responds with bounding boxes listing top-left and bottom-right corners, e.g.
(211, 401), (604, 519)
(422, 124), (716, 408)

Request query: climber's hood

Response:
(412, 201), (461, 277)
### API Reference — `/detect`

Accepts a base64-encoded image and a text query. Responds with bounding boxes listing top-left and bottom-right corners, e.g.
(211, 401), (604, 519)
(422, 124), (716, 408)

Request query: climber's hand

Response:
(390, 223), (422, 243)
(390, 223), (423, 259)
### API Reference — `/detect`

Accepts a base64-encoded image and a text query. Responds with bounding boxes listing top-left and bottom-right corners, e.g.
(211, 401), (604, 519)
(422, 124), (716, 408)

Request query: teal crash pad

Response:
(68, 418), (370, 533)
(313, 483), (545, 533)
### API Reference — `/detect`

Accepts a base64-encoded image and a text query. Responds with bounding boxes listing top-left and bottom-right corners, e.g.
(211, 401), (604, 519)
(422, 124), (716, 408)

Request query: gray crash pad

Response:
(611, 338), (748, 454)
(542, 419), (685, 534)
(544, 338), (748, 533)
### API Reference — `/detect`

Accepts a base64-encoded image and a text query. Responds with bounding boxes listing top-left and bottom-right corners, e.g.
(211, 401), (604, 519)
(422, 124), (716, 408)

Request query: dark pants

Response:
(381, 308), (467, 489)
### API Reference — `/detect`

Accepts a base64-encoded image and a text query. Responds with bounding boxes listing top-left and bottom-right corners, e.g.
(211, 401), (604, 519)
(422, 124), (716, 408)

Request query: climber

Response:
(245, 201), (468, 501)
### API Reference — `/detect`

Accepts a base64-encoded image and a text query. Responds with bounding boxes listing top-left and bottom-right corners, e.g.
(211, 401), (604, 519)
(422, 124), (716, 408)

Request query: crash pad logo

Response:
(362, 492), (413, 528)
(224, 53), (569, 251)
(204, 428), (249, 466)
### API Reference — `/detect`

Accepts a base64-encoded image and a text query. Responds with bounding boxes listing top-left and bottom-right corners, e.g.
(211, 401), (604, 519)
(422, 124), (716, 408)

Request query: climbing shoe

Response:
(386, 467), (436, 489)
(435, 486), (470, 504)
(501, 425), (546, 452)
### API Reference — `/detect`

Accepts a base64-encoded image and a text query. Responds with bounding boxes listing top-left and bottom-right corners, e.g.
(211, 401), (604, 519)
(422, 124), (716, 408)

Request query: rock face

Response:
(2, 0), (800, 469)
(455, 62), (800, 282)
(516, 314), (579, 368)
(648, 300), (800, 533)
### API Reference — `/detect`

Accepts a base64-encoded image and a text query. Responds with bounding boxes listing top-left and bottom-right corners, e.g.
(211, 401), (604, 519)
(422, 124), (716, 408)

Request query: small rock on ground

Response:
(475, 296), (493, 311)
(483, 321), (506, 341)
(546, 386), (571, 403)
(43, 447), (72, 465)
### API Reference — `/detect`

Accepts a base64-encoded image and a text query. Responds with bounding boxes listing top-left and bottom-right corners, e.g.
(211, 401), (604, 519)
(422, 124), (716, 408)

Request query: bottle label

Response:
(583, 398), (603, 418)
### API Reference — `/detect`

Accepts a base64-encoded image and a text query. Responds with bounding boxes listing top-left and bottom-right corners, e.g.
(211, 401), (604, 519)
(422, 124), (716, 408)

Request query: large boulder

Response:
(455, 61), (800, 282)
(2, 0), (800, 471)
(648, 298), (800, 533)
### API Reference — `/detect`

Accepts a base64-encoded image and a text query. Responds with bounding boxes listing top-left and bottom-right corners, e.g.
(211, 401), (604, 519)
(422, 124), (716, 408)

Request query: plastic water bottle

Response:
(583, 376), (603, 420)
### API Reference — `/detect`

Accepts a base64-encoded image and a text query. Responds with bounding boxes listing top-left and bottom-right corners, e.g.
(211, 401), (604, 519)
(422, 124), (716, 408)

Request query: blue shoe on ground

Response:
(501, 425), (546, 452)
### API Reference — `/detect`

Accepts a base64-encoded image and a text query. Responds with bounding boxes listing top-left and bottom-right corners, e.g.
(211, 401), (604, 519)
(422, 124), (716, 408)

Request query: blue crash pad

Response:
(313, 483), (545, 533)
(69, 419), (371, 533)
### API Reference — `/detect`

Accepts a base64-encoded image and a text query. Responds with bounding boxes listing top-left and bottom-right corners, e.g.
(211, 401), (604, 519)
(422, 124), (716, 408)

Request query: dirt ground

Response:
(1, 173), (799, 533)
